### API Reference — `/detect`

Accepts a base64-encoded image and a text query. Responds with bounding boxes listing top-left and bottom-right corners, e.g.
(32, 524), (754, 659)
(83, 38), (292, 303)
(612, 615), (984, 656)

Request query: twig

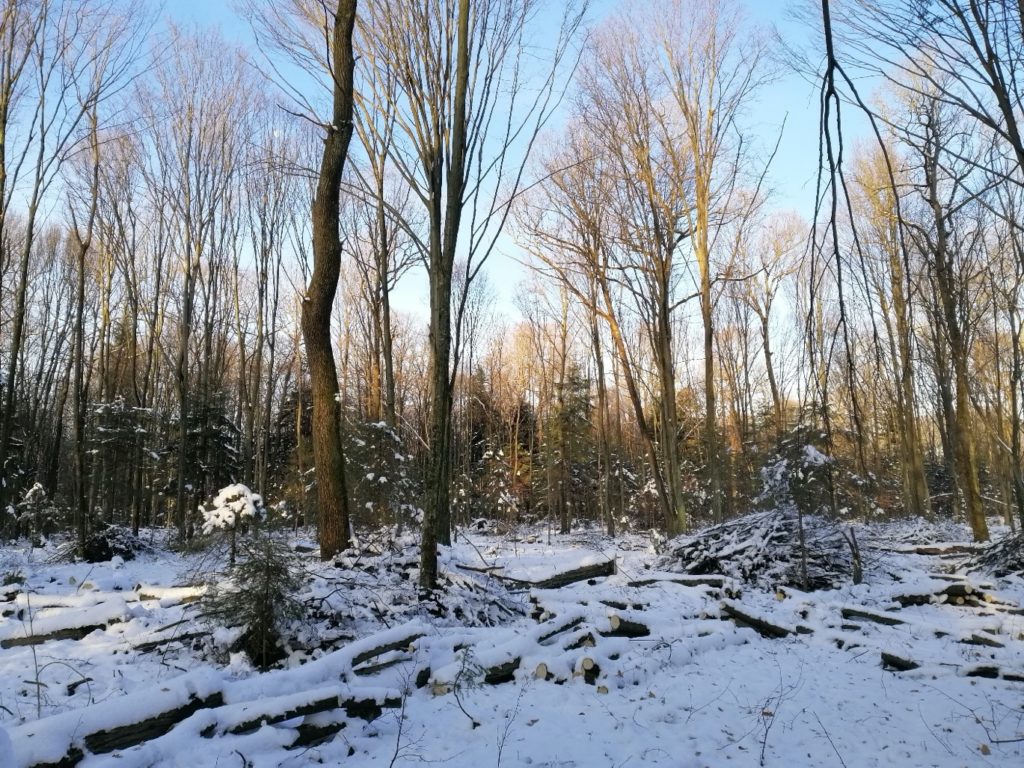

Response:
(813, 711), (848, 768)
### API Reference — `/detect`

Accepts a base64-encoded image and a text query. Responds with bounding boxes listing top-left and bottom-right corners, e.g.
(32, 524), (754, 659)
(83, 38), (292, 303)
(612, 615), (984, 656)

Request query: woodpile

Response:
(658, 509), (858, 591)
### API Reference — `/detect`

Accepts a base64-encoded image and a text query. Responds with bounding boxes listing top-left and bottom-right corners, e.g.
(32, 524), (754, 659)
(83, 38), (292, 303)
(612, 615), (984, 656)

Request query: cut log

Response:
(537, 615), (585, 644)
(880, 652), (919, 671)
(959, 633), (1004, 649)
(2, 624), (106, 649)
(893, 583), (995, 608)
(343, 694), (402, 721)
(627, 575), (725, 589)
(599, 599), (647, 611)
(288, 715), (347, 749)
(483, 657), (521, 685)
(85, 692), (225, 755)
(532, 560), (616, 589)
(576, 656), (601, 685)
(352, 653), (412, 677)
(840, 607), (905, 626)
(201, 691), (343, 737)
(563, 630), (596, 650)
(720, 602), (792, 639)
(964, 666), (999, 679)
(133, 630), (209, 653)
(350, 631), (424, 667)
(601, 613), (650, 638)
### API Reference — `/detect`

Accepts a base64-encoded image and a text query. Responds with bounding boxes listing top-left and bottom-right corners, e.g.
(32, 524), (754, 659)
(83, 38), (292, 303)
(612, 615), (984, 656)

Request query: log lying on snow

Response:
(881, 653), (1024, 682)
(9, 669), (226, 768)
(720, 601), (811, 639)
(601, 612), (650, 638)
(531, 560), (616, 589)
(840, 607), (905, 626)
(10, 622), (427, 767)
(133, 630), (210, 654)
(0, 600), (128, 648)
(893, 582), (996, 608)
(881, 651), (920, 671)
(1, 623), (108, 649)
(627, 574), (726, 589)
(458, 559), (616, 591)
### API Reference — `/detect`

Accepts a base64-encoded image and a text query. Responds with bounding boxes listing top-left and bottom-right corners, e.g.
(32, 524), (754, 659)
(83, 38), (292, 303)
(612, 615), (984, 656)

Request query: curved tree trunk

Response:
(302, 0), (358, 561)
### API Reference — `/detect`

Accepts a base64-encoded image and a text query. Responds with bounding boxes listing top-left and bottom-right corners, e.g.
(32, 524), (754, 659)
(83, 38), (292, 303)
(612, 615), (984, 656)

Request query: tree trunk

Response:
(301, 0), (358, 561)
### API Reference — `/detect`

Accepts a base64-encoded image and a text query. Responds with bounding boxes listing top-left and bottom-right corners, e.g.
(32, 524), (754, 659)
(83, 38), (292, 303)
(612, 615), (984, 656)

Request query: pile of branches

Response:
(301, 542), (526, 652)
(48, 524), (161, 564)
(968, 531), (1024, 578)
(657, 508), (861, 591)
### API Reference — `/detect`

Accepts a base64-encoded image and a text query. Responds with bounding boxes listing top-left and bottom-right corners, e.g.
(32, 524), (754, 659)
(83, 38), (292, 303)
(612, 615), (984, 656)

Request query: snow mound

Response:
(656, 509), (859, 591)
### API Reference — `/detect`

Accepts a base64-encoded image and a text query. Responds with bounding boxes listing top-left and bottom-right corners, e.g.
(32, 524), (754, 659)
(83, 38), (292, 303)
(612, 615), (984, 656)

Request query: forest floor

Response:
(0, 516), (1022, 768)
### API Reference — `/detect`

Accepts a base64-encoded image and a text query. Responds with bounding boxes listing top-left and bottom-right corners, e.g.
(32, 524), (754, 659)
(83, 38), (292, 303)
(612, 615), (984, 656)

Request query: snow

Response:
(201, 484), (264, 534)
(0, 518), (1022, 767)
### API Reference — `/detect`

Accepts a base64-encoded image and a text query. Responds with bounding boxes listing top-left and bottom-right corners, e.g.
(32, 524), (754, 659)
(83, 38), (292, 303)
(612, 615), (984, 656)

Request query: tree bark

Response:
(301, 0), (358, 561)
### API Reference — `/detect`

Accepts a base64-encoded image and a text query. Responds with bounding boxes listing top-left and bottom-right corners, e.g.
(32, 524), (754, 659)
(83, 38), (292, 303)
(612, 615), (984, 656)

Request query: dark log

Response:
(2, 624), (106, 648)
(532, 560), (616, 589)
(83, 692), (225, 756)
(880, 652), (919, 671)
(350, 632), (424, 667)
(599, 599), (647, 611)
(959, 633), (1004, 649)
(133, 631), (209, 653)
(840, 607), (905, 626)
(288, 717), (347, 749)
(537, 615), (585, 644)
(964, 666), (1000, 679)
(483, 657), (521, 685)
(600, 614), (650, 638)
(201, 693), (342, 737)
(352, 654), (412, 676)
(343, 694), (402, 721)
(720, 602), (792, 639)
(627, 575), (725, 589)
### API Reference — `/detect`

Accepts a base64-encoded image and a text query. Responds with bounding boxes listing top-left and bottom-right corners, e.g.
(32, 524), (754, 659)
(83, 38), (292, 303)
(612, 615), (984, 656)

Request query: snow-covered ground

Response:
(0, 520), (1021, 767)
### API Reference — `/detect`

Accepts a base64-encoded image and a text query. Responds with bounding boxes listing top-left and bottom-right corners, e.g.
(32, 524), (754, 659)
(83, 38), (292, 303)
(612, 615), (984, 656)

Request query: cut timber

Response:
(343, 694), (401, 721)
(532, 560), (616, 589)
(202, 691), (342, 737)
(627, 574), (725, 589)
(133, 630), (209, 653)
(881, 652), (919, 671)
(599, 599), (647, 611)
(601, 613), (650, 638)
(85, 692), (225, 756)
(288, 715), (347, 749)
(537, 615), (585, 644)
(350, 631), (424, 667)
(894, 583), (995, 608)
(483, 657), (521, 685)
(959, 633), (1004, 649)
(576, 656), (601, 685)
(1, 624), (106, 649)
(840, 607), (905, 626)
(720, 602), (794, 639)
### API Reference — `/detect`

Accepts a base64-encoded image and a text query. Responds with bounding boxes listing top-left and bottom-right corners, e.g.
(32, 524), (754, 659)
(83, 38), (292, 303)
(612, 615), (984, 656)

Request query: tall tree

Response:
(300, 0), (358, 560)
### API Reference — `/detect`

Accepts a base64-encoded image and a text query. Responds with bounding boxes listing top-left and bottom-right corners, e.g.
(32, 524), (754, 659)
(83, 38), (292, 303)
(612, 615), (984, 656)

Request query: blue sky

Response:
(163, 0), (855, 320)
